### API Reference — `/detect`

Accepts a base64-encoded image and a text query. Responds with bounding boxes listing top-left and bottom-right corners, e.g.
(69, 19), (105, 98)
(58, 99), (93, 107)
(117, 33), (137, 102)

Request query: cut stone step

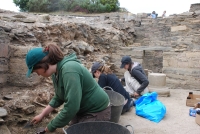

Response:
(149, 87), (170, 97)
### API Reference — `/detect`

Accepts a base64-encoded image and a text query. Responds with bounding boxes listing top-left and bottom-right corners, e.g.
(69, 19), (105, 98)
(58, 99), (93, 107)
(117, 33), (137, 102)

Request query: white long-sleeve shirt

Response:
(124, 70), (149, 95)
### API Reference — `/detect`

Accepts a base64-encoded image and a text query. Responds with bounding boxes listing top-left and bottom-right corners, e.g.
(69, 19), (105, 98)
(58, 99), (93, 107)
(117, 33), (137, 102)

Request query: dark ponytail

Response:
(33, 44), (64, 71)
(128, 62), (132, 74)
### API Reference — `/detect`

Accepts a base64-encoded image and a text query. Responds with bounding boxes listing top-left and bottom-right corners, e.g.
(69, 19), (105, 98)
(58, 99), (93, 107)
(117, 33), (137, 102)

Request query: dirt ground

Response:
(119, 89), (200, 134)
(1, 86), (200, 134)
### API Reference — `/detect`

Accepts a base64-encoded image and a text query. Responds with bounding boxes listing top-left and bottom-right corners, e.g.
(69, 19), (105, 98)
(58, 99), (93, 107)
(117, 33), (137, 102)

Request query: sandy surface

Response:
(119, 89), (200, 134)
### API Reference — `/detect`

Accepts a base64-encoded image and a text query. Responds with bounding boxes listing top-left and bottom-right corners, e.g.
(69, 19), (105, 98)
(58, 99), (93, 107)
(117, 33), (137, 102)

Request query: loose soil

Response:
(1, 86), (200, 134)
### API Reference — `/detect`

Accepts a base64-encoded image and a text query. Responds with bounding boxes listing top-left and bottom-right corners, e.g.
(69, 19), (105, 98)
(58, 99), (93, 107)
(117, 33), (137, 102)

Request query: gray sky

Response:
(0, 0), (200, 16)
(120, 0), (200, 16)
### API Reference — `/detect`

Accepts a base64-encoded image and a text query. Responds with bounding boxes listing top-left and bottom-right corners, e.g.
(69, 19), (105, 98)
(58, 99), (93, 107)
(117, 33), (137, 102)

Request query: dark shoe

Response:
(133, 100), (135, 106)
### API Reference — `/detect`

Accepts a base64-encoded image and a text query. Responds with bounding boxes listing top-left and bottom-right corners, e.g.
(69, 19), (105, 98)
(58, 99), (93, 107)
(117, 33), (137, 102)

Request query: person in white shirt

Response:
(162, 11), (166, 18)
(124, 70), (149, 98)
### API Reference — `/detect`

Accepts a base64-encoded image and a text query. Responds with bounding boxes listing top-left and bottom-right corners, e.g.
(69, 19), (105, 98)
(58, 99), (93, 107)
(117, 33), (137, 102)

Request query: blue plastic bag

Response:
(135, 92), (166, 123)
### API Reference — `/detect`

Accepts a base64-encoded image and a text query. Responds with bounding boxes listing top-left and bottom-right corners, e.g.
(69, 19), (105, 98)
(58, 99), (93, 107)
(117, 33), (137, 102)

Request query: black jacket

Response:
(98, 73), (130, 100)
(130, 64), (149, 95)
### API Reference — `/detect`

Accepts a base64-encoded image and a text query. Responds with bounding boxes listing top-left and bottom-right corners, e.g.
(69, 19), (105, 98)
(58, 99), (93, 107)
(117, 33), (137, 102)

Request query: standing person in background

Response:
(120, 56), (149, 98)
(91, 62), (134, 114)
(162, 11), (166, 18)
(151, 11), (157, 19)
(25, 44), (110, 133)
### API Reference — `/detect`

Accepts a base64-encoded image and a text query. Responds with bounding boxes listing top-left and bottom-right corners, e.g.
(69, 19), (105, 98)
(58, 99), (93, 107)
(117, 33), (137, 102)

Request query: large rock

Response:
(85, 46), (94, 53)
(23, 105), (36, 115)
(0, 100), (5, 107)
(0, 125), (11, 134)
(171, 25), (187, 32)
(39, 14), (50, 23)
(12, 14), (26, 18)
(0, 25), (11, 32)
(180, 12), (194, 16)
(0, 107), (7, 117)
(21, 18), (36, 23)
(76, 41), (90, 54)
(0, 118), (4, 123)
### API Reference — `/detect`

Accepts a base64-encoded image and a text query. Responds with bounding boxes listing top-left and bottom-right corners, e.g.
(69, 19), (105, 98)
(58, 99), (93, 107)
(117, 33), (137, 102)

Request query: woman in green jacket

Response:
(25, 44), (110, 132)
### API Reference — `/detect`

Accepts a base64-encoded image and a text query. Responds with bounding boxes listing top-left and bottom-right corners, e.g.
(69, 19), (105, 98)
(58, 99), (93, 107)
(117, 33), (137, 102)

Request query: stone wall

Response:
(107, 9), (200, 89)
(0, 7), (200, 89)
(0, 10), (136, 87)
(143, 50), (163, 73)
(0, 30), (9, 86)
(190, 3), (200, 12)
(127, 14), (200, 89)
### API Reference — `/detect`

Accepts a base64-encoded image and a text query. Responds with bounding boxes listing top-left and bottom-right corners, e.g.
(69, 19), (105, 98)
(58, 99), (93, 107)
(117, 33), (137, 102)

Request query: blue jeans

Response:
(122, 98), (133, 114)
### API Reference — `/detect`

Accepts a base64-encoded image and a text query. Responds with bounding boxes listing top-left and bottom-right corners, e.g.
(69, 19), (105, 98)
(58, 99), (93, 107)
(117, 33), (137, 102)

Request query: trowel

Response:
(23, 122), (46, 134)
(23, 121), (33, 129)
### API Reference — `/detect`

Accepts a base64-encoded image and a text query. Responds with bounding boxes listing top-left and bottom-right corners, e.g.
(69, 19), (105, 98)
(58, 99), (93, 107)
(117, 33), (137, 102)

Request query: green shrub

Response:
(14, 0), (120, 13)
(13, 0), (29, 12)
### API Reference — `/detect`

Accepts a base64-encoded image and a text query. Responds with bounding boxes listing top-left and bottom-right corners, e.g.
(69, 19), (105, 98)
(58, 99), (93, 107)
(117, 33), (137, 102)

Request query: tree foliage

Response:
(13, 0), (120, 13)
(13, 0), (29, 12)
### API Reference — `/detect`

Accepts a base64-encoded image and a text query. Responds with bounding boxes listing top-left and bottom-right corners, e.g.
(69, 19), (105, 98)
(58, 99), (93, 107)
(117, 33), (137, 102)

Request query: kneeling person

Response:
(91, 62), (134, 114)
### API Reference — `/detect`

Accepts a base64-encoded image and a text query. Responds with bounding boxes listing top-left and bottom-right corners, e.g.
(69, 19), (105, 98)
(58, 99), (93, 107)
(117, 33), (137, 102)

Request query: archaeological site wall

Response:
(0, 4), (200, 89)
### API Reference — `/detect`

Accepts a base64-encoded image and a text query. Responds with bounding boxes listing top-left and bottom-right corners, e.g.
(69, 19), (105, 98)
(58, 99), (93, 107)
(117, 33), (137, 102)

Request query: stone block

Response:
(0, 58), (8, 72)
(118, 49), (144, 58)
(0, 74), (7, 84)
(129, 43), (141, 47)
(163, 67), (200, 77)
(194, 10), (200, 15)
(0, 64), (8, 72)
(188, 60), (200, 68)
(163, 52), (178, 59)
(177, 61), (189, 68)
(10, 45), (32, 58)
(23, 105), (36, 115)
(168, 59), (178, 67)
(0, 125), (11, 134)
(163, 59), (169, 67)
(171, 25), (187, 32)
(185, 52), (200, 58)
(9, 58), (27, 74)
(190, 19), (200, 23)
(0, 43), (8, 58)
(180, 12), (194, 16)
(149, 87), (170, 97)
(8, 73), (42, 87)
(148, 73), (166, 87)
(131, 59), (143, 64)
(39, 14), (50, 23)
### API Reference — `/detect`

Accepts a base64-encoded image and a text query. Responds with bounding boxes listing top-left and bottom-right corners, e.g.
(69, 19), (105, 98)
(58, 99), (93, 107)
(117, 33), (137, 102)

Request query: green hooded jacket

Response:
(47, 53), (109, 132)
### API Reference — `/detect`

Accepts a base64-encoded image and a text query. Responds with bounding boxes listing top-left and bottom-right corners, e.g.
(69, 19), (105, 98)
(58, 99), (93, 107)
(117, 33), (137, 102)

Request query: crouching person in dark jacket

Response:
(91, 62), (134, 114)
(120, 56), (149, 98)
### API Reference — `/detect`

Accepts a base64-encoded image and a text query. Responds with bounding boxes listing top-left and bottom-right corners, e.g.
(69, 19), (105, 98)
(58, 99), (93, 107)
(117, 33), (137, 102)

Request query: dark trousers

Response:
(122, 98), (133, 114)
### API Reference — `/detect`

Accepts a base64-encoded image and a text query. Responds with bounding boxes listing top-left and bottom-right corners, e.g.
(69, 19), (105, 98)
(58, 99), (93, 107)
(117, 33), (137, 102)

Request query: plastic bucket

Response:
(63, 121), (133, 134)
(104, 87), (125, 123)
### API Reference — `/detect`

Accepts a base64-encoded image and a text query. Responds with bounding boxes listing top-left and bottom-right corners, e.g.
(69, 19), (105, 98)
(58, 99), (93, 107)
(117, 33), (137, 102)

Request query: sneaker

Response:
(129, 99), (134, 107)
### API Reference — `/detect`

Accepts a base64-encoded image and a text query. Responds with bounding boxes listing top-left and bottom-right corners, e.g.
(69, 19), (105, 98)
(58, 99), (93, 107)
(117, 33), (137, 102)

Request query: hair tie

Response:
(44, 46), (49, 52)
